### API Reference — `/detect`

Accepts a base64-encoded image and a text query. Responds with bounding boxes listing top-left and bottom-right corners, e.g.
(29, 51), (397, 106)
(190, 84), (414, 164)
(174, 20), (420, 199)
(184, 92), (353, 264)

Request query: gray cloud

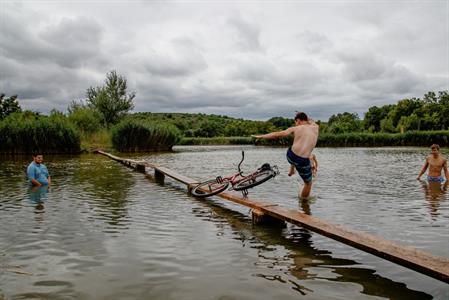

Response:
(227, 14), (263, 52)
(0, 1), (447, 121)
(1, 10), (103, 69)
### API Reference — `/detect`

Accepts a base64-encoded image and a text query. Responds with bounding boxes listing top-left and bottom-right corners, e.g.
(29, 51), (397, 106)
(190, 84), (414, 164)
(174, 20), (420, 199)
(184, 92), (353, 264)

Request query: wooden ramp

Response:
(96, 150), (449, 283)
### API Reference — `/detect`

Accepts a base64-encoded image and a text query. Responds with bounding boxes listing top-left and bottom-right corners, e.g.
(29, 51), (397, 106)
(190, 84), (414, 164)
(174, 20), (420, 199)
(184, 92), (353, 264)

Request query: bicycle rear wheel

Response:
(233, 170), (275, 191)
(191, 179), (229, 197)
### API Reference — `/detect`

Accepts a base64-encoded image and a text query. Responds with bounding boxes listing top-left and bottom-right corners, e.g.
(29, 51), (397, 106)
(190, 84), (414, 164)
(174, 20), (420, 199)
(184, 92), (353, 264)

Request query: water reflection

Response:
(420, 180), (448, 220)
(28, 185), (49, 211)
(70, 157), (133, 226)
(191, 198), (432, 299)
(299, 198), (312, 215)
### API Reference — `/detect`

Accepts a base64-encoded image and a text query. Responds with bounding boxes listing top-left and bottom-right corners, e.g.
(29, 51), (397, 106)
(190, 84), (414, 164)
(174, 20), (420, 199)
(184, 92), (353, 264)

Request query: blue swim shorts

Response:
(427, 175), (444, 183)
(286, 147), (313, 183)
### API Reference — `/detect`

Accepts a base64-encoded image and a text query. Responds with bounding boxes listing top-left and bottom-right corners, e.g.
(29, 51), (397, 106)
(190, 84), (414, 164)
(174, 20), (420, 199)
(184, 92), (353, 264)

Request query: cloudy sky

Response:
(1, 1), (448, 120)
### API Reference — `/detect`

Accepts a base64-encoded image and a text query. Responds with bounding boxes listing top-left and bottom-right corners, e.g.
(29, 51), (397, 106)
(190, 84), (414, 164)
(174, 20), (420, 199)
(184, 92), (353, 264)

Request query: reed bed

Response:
(0, 113), (81, 154)
(317, 131), (449, 147)
(179, 136), (253, 145)
(111, 119), (181, 152)
(182, 131), (448, 148)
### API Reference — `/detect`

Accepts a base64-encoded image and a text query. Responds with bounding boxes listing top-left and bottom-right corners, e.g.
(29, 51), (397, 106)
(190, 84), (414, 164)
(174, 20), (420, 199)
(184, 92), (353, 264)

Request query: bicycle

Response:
(191, 151), (279, 198)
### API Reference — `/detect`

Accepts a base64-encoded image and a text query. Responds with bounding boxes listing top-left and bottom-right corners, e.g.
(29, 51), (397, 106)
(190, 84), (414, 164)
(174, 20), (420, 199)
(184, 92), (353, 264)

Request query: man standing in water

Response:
(417, 144), (449, 182)
(27, 153), (51, 187)
(253, 112), (319, 199)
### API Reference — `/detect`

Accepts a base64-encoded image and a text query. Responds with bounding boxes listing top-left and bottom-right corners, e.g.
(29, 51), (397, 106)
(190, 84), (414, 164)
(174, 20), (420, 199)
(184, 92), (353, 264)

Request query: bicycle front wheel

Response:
(233, 170), (275, 191)
(191, 179), (229, 197)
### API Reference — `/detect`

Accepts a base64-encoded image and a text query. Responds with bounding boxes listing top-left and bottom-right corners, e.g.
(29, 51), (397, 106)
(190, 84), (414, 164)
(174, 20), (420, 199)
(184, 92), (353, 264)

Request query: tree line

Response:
(1, 70), (448, 152)
(319, 91), (449, 134)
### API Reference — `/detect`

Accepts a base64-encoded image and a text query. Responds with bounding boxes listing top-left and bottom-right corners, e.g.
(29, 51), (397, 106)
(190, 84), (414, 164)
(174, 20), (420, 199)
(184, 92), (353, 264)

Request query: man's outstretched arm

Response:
(252, 127), (294, 140)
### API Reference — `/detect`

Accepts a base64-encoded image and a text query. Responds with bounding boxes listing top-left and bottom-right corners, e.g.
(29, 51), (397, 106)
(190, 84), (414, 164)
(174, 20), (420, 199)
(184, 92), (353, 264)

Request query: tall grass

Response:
(80, 128), (112, 152)
(317, 131), (449, 147)
(0, 112), (81, 154)
(111, 119), (181, 152)
(252, 131), (449, 147)
(180, 136), (253, 145)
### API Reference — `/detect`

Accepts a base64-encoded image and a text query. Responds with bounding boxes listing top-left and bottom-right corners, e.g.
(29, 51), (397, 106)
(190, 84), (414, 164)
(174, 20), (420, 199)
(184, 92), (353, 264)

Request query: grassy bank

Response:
(317, 131), (449, 147)
(181, 131), (449, 147)
(80, 129), (112, 152)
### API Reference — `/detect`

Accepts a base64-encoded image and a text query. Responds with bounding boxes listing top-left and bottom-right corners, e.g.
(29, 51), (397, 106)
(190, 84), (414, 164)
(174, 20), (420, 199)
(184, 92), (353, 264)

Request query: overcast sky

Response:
(1, 1), (448, 120)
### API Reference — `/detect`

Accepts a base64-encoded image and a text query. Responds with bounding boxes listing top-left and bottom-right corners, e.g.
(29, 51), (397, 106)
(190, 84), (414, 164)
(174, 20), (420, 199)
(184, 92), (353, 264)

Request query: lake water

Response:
(0, 146), (448, 299)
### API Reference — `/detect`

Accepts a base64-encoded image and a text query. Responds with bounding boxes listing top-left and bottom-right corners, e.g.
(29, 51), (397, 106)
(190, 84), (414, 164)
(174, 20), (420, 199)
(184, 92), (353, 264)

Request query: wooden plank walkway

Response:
(96, 150), (449, 283)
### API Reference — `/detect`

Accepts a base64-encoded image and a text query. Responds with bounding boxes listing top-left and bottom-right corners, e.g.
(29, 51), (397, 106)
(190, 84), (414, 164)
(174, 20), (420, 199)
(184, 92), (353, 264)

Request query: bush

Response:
(68, 107), (101, 134)
(111, 119), (181, 152)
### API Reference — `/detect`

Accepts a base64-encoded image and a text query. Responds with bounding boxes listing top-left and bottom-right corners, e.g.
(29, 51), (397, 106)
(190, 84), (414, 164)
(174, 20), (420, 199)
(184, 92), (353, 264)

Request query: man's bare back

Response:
(252, 112), (319, 199)
(289, 123), (319, 158)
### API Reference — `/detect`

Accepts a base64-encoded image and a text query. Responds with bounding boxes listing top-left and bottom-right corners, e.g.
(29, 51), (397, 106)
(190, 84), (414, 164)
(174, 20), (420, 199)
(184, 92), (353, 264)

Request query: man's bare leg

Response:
(300, 182), (312, 199)
(288, 164), (295, 176)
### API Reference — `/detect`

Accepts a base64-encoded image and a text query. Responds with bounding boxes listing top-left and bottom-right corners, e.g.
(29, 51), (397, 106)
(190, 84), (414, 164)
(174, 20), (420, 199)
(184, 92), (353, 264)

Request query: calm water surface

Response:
(0, 146), (448, 299)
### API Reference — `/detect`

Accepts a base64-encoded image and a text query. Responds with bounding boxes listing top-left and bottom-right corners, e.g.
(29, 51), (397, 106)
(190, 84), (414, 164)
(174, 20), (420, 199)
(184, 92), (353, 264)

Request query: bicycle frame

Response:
(216, 151), (273, 190)
(191, 150), (279, 198)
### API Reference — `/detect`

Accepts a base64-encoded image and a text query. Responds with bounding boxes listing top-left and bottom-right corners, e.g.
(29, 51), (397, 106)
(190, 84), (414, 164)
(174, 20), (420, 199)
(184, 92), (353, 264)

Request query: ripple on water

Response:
(0, 149), (447, 300)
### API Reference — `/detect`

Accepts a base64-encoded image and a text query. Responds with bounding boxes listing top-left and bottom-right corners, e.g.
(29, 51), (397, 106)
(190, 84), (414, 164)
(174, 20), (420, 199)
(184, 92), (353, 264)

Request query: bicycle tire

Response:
(233, 170), (275, 191)
(191, 179), (229, 197)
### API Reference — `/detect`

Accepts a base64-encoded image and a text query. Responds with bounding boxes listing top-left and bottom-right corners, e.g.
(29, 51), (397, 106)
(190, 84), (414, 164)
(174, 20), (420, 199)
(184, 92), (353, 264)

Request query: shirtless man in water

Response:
(253, 112), (319, 199)
(417, 144), (449, 182)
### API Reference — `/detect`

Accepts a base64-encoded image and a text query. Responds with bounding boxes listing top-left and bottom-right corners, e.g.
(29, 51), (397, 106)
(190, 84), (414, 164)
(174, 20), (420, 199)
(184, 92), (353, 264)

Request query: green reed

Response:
(317, 131), (449, 147)
(179, 136), (254, 145)
(0, 112), (81, 154)
(111, 119), (182, 152)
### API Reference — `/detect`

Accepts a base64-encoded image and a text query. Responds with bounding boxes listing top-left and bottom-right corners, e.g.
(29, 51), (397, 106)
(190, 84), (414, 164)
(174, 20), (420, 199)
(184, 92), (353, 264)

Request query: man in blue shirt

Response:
(27, 153), (51, 186)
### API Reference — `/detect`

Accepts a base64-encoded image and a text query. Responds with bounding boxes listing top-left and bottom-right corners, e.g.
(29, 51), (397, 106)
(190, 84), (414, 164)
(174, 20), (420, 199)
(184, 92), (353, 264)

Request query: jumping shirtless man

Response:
(253, 112), (319, 199)
(417, 144), (449, 182)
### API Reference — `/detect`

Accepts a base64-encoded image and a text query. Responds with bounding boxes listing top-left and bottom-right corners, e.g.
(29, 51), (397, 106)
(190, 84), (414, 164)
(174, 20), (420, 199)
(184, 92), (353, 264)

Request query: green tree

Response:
(0, 94), (21, 120)
(380, 118), (396, 133)
(421, 91), (449, 130)
(397, 113), (420, 132)
(267, 116), (293, 130)
(68, 105), (101, 134)
(438, 91), (449, 130)
(194, 120), (223, 137)
(363, 104), (394, 132)
(86, 71), (135, 127)
(328, 112), (361, 134)
(388, 98), (422, 128)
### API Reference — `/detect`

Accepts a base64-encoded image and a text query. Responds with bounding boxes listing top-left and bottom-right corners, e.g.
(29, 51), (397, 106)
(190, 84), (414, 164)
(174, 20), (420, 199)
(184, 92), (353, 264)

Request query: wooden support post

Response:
(155, 169), (165, 184)
(187, 184), (194, 196)
(136, 163), (146, 173)
(252, 209), (285, 227)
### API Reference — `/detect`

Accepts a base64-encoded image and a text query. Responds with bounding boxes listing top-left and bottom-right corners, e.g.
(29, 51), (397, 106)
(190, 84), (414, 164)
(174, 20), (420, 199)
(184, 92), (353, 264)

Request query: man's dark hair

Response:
(32, 152), (43, 157)
(431, 144), (440, 150)
(295, 112), (308, 121)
